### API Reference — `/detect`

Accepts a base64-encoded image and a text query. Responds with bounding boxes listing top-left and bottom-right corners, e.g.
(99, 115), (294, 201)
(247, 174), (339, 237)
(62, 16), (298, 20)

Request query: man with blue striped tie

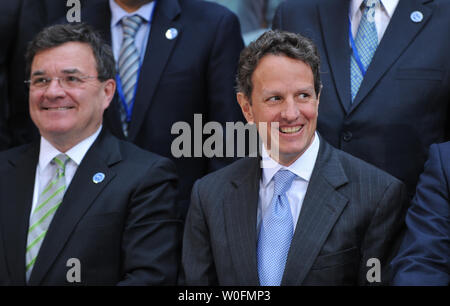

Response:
(273, 0), (450, 200)
(0, 23), (181, 285)
(182, 30), (409, 286)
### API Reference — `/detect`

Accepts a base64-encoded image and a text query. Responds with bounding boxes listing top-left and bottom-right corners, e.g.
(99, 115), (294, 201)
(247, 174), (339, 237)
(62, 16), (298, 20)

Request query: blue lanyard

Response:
(115, 2), (157, 123)
(116, 64), (142, 123)
(348, 18), (367, 76)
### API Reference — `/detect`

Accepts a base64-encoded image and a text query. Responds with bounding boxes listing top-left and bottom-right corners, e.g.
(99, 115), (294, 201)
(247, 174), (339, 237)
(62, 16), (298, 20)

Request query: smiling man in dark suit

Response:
(0, 23), (181, 285)
(273, 0), (450, 198)
(9, 0), (245, 219)
(182, 30), (409, 286)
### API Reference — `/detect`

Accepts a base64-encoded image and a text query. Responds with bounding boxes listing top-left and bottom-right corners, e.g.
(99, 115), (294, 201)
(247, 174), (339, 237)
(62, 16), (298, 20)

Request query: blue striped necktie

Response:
(118, 15), (144, 136)
(257, 170), (297, 286)
(350, 0), (379, 101)
(26, 154), (70, 281)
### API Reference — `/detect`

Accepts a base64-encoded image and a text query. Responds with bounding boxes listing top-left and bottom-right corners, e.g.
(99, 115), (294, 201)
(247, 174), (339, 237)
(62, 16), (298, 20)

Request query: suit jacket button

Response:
(343, 131), (352, 142)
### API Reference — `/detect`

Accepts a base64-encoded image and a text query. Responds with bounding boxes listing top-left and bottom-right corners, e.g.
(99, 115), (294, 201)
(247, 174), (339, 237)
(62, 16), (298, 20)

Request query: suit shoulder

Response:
(0, 144), (29, 159)
(279, 0), (324, 11)
(436, 0), (450, 8)
(333, 146), (403, 186)
(433, 141), (450, 157)
(0, 144), (33, 168)
(180, 0), (239, 22)
(116, 138), (176, 172)
(195, 157), (254, 187)
(429, 141), (450, 177)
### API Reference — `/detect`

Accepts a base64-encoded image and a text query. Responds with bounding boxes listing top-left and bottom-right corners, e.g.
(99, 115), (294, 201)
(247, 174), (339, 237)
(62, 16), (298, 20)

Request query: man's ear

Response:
(316, 85), (322, 104)
(102, 79), (116, 110)
(237, 92), (254, 124)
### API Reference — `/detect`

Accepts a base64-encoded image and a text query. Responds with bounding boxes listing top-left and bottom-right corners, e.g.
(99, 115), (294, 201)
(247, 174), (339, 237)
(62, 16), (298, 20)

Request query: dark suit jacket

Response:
(9, 0), (245, 218)
(0, 0), (23, 150)
(273, 0), (450, 197)
(391, 141), (450, 286)
(0, 129), (181, 285)
(182, 138), (409, 285)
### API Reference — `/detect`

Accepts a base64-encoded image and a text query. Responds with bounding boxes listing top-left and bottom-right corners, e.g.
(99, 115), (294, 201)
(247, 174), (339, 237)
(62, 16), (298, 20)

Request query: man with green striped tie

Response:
(0, 23), (181, 285)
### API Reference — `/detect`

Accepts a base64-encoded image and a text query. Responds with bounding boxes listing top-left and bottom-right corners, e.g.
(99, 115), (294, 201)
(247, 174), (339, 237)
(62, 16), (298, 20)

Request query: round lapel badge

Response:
(93, 172), (105, 184)
(165, 28), (178, 40)
(410, 11), (423, 23)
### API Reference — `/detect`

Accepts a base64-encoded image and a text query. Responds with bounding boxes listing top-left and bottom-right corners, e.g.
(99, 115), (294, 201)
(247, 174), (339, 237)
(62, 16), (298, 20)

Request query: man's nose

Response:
(44, 78), (66, 98)
(281, 99), (299, 121)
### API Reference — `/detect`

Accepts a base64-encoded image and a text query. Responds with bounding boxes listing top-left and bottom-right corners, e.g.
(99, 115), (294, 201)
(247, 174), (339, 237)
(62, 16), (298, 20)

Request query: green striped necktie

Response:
(25, 154), (70, 281)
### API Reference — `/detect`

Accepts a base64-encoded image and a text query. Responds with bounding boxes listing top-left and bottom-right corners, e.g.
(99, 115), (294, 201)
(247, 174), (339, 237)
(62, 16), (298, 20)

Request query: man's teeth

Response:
(280, 126), (303, 133)
(44, 107), (72, 110)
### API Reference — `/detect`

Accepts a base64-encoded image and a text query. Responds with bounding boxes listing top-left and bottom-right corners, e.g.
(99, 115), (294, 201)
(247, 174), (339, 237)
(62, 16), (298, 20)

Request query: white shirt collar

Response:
(261, 131), (320, 187)
(110, 0), (155, 27)
(382, 0), (399, 18)
(38, 126), (102, 173)
(350, 0), (399, 19)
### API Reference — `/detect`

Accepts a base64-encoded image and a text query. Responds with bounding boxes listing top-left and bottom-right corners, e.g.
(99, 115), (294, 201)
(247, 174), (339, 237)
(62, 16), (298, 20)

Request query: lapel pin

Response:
(92, 172), (105, 184)
(165, 28), (178, 40)
(410, 11), (423, 23)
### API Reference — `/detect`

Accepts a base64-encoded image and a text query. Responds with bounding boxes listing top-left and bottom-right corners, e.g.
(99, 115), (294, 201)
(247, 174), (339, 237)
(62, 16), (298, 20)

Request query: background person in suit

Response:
(273, 0), (450, 198)
(391, 142), (450, 286)
(0, 0), (24, 150)
(0, 23), (181, 285)
(182, 30), (408, 286)
(8, 0), (245, 219)
(205, 0), (285, 45)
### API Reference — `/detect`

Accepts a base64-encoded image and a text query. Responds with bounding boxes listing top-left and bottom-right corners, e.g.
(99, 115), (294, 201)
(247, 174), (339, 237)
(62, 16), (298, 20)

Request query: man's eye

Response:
(268, 96), (281, 102)
(299, 93), (309, 99)
(66, 76), (82, 83)
(32, 77), (49, 85)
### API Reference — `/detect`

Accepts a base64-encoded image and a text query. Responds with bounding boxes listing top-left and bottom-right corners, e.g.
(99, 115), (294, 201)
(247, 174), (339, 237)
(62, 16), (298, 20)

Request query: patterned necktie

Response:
(350, 0), (379, 101)
(257, 169), (297, 286)
(118, 15), (144, 136)
(26, 154), (70, 281)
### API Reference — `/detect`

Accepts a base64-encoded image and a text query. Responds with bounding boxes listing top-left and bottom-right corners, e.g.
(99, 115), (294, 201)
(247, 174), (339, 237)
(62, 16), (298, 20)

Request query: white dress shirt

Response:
(109, 0), (156, 63)
(349, 0), (399, 43)
(30, 126), (102, 216)
(257, 132), (320, 232)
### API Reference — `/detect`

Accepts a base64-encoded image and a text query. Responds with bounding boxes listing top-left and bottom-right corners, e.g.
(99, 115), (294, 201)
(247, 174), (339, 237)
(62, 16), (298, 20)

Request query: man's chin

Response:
(40, 127), (74, 140)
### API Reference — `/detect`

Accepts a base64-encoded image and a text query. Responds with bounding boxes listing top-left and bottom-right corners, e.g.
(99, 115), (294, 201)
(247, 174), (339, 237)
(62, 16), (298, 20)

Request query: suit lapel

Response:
(318, 0), (352, 112)
(282, 139), (349, 286)
(0, 143), (39, 284)
(128, 0), (181, 141)
(350, 0), (433, 111)
(223, 158), (260, 285)
(28, 131), (120, 285)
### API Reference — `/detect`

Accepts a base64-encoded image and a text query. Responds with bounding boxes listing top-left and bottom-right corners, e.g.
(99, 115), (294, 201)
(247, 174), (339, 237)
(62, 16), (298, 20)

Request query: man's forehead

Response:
(253, 55), (313, 79)
(253, 55), (312, 78)
(257, 53), (309, 66)
(31, 42), (96, 72)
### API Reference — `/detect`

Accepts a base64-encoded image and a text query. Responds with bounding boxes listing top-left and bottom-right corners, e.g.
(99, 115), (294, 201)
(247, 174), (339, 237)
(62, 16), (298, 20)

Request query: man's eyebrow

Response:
(261, 89), (282, 96)
(297, 86), (315, 94)
(61, 68), (82, 74)
(31, 68), (83, 76)
(31, 70), (45, 76)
